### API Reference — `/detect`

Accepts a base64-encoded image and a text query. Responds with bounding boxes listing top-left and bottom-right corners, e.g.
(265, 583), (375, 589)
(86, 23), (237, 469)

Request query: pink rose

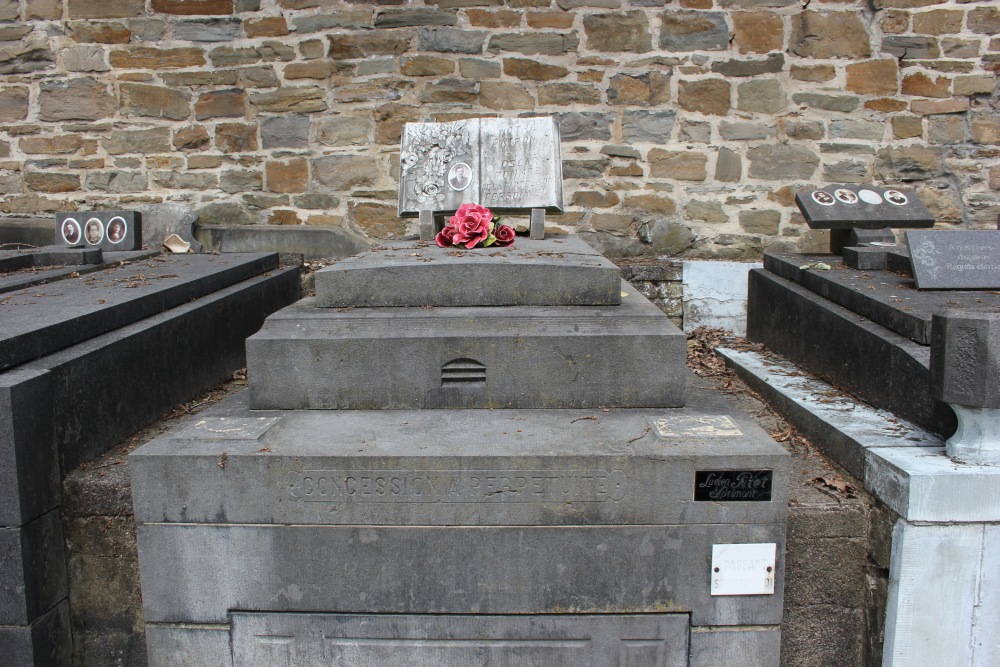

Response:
(493, 224), (515, 247)
(449, 203), (493, 249)
(435, 224), (458, 248)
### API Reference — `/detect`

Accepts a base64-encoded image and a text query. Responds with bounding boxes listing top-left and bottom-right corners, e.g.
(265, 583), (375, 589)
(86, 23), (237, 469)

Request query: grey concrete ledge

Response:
(719, 347), (1000, 523)
(195, 224), (370, 261)
(315, 236), (622, 308)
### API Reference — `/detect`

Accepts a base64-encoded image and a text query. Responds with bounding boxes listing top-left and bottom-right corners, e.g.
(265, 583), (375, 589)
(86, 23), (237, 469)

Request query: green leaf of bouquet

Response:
(483, 234), (497, 247)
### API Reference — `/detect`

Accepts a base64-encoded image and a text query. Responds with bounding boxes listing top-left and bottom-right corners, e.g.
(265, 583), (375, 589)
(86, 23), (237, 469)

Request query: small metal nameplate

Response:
(286, 469), (627, 503)
(711, 543), (777, 596)
(652, 415), (743, 438)
(694, 470), (773, 502)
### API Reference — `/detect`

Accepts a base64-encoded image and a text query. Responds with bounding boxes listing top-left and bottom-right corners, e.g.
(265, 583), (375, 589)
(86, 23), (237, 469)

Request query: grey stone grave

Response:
(132, 117), (789, 666)
(906, 229), (1000, 289)
(0, 249), (298, 666)
(55, 210), (142, 251)
(399, 117), (564, 241)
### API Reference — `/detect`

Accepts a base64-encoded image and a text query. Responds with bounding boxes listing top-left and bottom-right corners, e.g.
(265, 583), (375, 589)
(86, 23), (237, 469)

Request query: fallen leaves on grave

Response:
(218, 451), (228, 469)
(686, 326), (770, 379)
(810, 474), (857, 500)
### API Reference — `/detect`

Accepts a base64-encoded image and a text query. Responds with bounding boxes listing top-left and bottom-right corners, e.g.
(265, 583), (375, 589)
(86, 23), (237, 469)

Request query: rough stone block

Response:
(315, 238), (620, 307)
(931, 310), (1000, 409)
(248, 281), (685, 410)
(0, 511), (66, 626)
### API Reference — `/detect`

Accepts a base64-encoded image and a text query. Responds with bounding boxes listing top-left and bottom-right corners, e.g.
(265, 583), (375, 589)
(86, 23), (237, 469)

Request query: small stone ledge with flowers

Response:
(314, 205), (623, 309)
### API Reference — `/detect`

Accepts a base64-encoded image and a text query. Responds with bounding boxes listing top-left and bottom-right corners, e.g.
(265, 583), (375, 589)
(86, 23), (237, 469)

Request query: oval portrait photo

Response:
(884, 190), (908, 206)
(61, 218), (81, 245)
(107, 216), (127, 244)
(811, 191), (835, 206)
(85, 218), (104, 245)
(447, 162), (473, 192)
(835, 189), (858, 204)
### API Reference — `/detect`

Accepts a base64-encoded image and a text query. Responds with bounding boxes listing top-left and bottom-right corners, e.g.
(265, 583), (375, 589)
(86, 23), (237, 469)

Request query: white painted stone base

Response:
(683, 261), (762, 336)
(883, 522), (1000, 666)
(946, 404), (1000, 466)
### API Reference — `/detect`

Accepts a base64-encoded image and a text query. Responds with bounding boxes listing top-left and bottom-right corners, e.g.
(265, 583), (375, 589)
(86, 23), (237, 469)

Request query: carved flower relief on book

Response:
(400, 121), (475, 210)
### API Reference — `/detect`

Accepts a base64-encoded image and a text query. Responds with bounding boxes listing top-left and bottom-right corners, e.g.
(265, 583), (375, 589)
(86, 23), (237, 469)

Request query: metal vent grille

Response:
(441, 358), (486, 386)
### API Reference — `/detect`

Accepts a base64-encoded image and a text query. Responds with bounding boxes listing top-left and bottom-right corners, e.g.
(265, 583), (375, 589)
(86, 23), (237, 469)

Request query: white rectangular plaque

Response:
(710, 543), (777, 596)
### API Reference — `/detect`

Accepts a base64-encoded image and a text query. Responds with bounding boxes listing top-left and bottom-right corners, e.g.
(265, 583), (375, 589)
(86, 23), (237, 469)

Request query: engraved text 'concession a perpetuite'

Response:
(286, 469), (627, 503)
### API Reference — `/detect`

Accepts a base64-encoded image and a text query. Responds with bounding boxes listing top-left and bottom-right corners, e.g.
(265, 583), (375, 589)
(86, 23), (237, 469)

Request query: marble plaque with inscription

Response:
(398, 117), (564, 216)
(906, 230), (1000, 289)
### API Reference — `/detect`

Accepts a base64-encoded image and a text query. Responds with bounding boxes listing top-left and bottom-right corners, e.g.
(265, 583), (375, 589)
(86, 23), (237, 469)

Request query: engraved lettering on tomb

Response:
(285, 469), (628, 503)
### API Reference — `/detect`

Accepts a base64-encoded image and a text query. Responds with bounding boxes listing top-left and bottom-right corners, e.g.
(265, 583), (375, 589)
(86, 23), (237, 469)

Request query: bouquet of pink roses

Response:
(435, 203), (515, 249)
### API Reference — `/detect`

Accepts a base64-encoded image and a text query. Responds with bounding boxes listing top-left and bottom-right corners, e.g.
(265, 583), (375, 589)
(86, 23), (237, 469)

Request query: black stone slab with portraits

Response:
(907, 229), (1000, 289)
(55, 211), (142, 251)
(795, 185), (934, 230)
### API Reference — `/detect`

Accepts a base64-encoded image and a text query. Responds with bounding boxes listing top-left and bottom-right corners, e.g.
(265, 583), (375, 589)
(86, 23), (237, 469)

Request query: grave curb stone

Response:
(0, 601), (71, 667)
(1, 253), (280, 372)
(315, 237), (621, 307)
(247, 282), (686, 410)
(746, 267), (955, 437)
(0, 510), (66, 626)
(0, 367), (56, 527)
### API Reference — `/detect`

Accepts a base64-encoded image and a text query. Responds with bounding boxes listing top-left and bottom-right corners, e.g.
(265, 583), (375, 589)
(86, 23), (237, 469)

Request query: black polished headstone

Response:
(906, 230), (1000, 290)
(795, 185), (934, 230)
(55, 211), (142, 251)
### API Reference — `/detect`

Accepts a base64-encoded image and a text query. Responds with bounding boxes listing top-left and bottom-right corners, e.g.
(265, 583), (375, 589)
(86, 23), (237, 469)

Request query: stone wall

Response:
(1, 0), (997, 258)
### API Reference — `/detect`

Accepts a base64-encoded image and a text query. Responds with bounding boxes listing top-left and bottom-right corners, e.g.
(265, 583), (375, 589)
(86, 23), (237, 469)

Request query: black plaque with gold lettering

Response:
(694, 470), (773, 502)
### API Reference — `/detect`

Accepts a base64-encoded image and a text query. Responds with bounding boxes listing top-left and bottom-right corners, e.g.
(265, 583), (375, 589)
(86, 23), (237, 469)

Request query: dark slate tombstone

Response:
(398, 117), (564, 241)
(795, 185), (933, 255)
(55, 211), (142, 251)
(906, 230), (1000, 290)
